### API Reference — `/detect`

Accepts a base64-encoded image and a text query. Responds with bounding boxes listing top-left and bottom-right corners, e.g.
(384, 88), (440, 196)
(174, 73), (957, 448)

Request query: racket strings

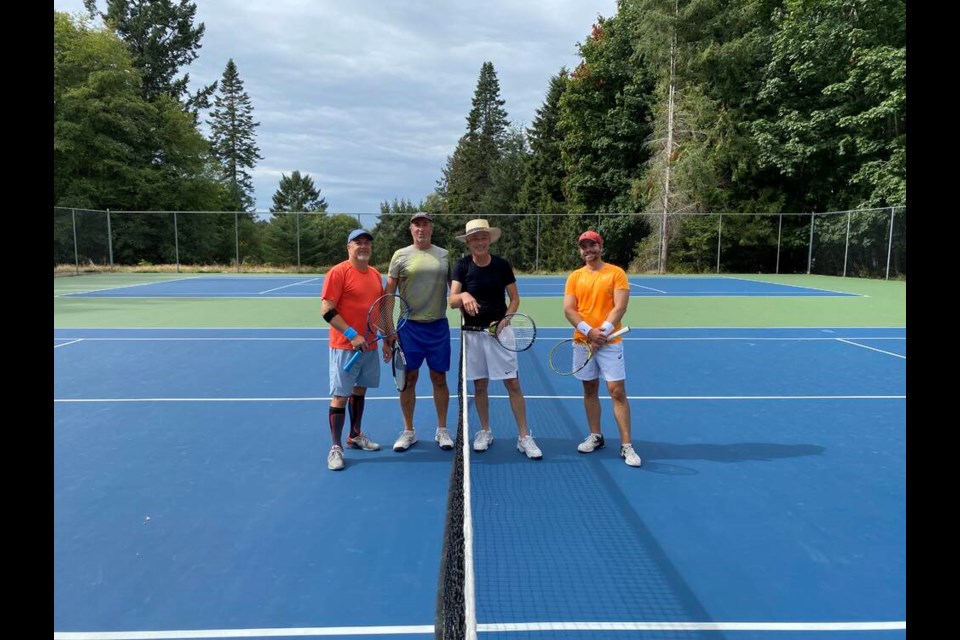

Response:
(371, 298), (408, 336)
(549, 339), (592, 375)
(497, 314), (536, 352)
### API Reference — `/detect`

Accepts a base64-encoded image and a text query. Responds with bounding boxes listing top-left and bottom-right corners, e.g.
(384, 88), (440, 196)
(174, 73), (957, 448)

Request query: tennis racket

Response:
(391, 335), (408, 392)
(548, 326), (631, 376)
(344, 293), (411, 372)
(461, 312), (537, 352)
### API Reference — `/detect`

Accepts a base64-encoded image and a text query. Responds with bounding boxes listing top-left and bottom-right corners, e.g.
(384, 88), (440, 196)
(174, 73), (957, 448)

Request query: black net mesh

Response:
(435, 323), (467, 639)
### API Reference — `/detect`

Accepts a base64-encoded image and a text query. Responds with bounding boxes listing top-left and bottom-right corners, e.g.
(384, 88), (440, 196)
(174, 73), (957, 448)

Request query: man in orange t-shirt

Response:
(319, 229), (390, 471)
(563, 230), (641, 467)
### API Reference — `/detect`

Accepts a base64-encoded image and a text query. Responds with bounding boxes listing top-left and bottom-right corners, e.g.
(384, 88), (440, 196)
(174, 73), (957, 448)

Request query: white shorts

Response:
(574, 340), (626, 382)
(329, 348), (381, 396)
(463, 330), (519, 381)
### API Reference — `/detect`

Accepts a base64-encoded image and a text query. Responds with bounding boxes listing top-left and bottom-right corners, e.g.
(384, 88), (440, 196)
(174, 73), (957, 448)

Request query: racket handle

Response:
(609, 326), (630, 338)
(344, 348), (362, 372)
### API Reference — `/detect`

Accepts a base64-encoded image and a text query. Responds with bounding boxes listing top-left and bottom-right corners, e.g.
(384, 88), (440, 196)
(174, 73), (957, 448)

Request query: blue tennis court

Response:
(60, 275), (861, 299)
(54, 325), (905, 639)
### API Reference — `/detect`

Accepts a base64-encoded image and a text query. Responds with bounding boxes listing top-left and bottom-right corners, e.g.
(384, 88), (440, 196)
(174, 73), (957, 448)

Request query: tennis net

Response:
(435, 320), (476, 639)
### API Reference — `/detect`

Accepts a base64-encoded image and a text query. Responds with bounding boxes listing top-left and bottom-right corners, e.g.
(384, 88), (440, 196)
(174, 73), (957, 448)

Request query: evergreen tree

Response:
(83, 0), (217, 116)
(266, 171), (328, 267)
(208, 59), (262, 212)
(271, 171), (327, 213)
(438, 61), (511, 222)
(519, 69), (579, 272)
(480, 126), (529, 267)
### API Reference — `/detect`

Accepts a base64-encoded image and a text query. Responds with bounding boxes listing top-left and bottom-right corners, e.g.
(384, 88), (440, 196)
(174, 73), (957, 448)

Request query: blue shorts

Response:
(398, 318), (451, 372)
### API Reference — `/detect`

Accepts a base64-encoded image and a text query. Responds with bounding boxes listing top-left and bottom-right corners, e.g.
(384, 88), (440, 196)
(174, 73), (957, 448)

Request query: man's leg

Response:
(503, 377), (529, 438)
(347, 388), (367, 439)
(582, 378), (601, 433)
(399, 369), (419, 430)
(429, 368), (449, 429)
(329, 395), (348, 445)
(474, 377), (490, 430)
(606, 380), (632, 444)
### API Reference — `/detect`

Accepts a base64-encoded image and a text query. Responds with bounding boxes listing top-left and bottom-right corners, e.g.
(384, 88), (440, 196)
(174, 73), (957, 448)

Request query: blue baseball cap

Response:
(347, 229), (373, 243)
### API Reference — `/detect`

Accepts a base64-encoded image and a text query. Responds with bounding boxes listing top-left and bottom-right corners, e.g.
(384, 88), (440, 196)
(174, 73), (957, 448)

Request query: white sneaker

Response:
(346, 433), (380, 451)
(473, 429), (494, 452)
(436, 428), (454, 450)
(393, 429), (417, 452)
(517, 435), (543, 460)
(621, 444), (642, 467)
(327, 445), (344, 471)
(577, 433), (605, 453)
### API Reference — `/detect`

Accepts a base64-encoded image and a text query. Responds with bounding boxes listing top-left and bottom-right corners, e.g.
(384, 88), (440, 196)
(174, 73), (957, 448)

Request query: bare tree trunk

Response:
(658, 6), (678, 275)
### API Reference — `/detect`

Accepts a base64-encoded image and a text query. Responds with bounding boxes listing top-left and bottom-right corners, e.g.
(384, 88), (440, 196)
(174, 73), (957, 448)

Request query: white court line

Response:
(57, 294), (317, 299)
(836, 338), (906, 360)
(49, 336), (905, 343)
(54, 339), (84, 349)
(629, 282), (668, 293)
(52, 337), (329, 342)
(54, 394), (906, 404)
(54, 625), (433, 639)
(481, 620), (906, 632)
(55, 276), (201, 297)
(720, 275), (869, 297)
(52, 619), (906, 638)
(258, 277), (321, 294)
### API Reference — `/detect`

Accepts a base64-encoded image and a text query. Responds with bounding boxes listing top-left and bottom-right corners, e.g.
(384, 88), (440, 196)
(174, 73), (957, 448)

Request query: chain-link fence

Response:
(54, 207), (905, 279)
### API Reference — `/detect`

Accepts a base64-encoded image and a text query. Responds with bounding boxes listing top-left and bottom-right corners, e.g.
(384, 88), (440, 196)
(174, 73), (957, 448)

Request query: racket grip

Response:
(609, 326), (630, 338)
(344, 348), (362, 372)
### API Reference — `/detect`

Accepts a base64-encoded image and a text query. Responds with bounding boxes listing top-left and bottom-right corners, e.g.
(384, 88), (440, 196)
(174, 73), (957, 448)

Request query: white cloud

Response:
(53, 0), (617, 213)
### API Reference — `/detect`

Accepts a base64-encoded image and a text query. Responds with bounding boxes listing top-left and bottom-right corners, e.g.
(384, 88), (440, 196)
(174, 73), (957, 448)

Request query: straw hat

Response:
(456, 219), (502, 243)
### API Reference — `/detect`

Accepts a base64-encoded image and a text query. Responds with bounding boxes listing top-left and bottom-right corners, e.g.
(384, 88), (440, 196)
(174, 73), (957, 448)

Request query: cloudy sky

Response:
(54, 0), (618, 215)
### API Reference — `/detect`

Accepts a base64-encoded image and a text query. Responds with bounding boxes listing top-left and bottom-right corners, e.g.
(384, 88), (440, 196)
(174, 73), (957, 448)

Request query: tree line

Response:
(54, 0), (905, 277)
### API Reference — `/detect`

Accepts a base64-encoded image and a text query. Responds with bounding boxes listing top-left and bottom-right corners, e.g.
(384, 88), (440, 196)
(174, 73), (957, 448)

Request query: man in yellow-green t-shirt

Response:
(563, 230), (642, 467)
(385, 212), (454, 453)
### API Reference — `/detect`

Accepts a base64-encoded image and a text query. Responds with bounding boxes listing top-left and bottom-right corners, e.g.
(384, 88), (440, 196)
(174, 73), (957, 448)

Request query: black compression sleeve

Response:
(322, 308), (339, 323)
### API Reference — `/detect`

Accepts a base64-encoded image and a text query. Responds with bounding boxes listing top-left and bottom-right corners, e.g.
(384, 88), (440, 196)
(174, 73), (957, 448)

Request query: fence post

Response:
(296, 213), (302, 272)
(71, 208), (79, 275)
(657, 213), (666, 275)
(173, 211), (181, 273)
(535, 212), (540, 273)
(776, 214), (782, 274)
(106, 209), (114, 266)
(235, 212), (240, 273)
(806, 213), (815, 274)
(716, 213), (723, 273)
(885, 207), (896, 280)
(842, 210), (851, 277)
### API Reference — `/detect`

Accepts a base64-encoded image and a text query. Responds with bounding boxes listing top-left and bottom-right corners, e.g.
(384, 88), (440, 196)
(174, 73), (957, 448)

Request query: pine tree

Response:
(438, 61), (511, 221)
(266, 171), (327, 268)
(83, 0), (217, 116)
(518, 70), (579, 271)
(271, 171), (327, 213)
(208, 59), (262, 212)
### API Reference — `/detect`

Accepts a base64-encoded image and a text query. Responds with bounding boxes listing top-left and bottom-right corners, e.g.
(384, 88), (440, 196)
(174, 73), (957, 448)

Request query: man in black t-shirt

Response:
(448, 219), (542, 459)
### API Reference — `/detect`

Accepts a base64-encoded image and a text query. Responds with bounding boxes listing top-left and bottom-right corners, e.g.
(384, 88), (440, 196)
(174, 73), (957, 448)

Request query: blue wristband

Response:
(343, 327), (358, 340)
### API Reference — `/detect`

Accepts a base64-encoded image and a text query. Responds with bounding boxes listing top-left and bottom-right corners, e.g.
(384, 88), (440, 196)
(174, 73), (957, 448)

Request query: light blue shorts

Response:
(329, 348), (381, 397)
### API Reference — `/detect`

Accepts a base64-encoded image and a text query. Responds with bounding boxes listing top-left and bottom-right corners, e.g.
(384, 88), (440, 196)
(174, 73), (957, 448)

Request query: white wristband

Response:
(577, 321), (593, 336)
(600, 321), (614, 335)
